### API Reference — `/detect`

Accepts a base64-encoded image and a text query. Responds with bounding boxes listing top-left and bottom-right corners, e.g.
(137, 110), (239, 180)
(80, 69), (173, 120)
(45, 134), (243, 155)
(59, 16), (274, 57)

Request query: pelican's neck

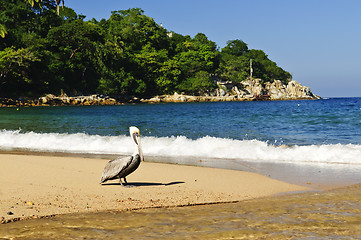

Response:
(131, 132), (143, 161)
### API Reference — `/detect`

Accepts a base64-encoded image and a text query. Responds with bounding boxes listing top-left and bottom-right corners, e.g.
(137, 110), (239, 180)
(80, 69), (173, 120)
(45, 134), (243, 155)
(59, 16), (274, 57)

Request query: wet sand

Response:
(2, 183), (361, 239)
(0, 153), (309, 223)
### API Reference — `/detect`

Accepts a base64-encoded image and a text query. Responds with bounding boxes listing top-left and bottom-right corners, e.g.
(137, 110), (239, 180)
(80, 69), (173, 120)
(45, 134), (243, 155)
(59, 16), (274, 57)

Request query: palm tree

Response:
(25, 0), (65, 16)
(1, 0), (65, 38)
(55, 0), (65, 15)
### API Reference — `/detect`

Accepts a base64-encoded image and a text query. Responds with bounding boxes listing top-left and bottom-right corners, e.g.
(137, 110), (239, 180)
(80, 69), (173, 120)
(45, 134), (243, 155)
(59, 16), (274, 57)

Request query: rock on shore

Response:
(0, 94), (121, 107)
(38, 94), (119, 106)
(0, 79), (319, 107)
(143, 79), (320, 103)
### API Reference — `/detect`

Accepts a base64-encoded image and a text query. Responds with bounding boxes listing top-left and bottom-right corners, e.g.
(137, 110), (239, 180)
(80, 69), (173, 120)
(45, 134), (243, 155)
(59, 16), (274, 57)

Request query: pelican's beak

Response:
(132, 132), (139, 145)
(133, 131), (144, 161)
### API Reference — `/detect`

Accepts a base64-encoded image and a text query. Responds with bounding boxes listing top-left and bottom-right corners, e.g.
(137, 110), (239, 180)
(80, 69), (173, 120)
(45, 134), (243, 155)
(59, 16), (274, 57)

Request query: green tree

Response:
(106, 8), (168, 53)
(219, 39), (291, 84)
(97, 68), (137, 96)
(245, 49), (291, 83)
(219, 55), (250, 83)
(134, 44), (168, 95)
(186, 33), (219, 73)
(222, 39), (248, 56)
(97, 8), (172, 96)
(219, 39), (250, 83)
(175, 33), (219, 93)
(178, 70), (216, 95)
(0, 0), (41, 38)
(0, 47), (40, 96)
(45, 19), (103, 94)
(155, 58), (181, 94)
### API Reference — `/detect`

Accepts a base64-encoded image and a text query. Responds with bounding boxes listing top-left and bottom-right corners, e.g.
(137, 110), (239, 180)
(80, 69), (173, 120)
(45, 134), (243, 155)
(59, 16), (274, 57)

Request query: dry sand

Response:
(0, 153), (309, 222)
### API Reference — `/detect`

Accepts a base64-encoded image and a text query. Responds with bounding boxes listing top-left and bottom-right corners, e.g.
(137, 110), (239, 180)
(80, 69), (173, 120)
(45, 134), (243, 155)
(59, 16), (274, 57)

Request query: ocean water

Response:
(1, 98), (361, 168)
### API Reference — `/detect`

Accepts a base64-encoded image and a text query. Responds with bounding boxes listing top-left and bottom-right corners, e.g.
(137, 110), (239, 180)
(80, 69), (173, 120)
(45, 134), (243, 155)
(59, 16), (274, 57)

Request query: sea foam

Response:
(1, 129), (361, 165)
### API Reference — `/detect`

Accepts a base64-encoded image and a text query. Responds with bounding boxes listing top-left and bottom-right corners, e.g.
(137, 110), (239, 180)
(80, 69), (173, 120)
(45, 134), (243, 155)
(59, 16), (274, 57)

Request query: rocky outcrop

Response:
(38, 94), (119, 106)
(266, 80), (317, 100)
(143, 79), (319, 103)
(0, 79), (319, 107)
(142, 92), (245, 103)
(0, 94), (121, 107)
(218, 78), (318, 100)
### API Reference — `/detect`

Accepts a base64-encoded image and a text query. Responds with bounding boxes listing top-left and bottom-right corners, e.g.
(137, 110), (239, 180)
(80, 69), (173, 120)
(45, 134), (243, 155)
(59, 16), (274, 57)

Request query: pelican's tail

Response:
(100, 177), (106, 184)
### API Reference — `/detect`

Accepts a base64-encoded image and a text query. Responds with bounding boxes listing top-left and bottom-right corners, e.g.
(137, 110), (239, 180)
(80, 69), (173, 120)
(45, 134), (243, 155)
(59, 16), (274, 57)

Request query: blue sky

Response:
(66, 0), (361, 97)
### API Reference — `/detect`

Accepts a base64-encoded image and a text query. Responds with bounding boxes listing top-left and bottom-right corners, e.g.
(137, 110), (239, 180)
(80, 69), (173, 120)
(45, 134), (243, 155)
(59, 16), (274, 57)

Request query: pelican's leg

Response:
(118, 178), (128, 187)
(121, 177), (134, 188)
(119, 178), (125, 186)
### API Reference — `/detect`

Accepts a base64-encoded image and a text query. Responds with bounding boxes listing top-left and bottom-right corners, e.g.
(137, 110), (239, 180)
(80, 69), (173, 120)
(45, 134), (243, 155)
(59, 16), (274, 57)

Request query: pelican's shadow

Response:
(101, 181), (185, 187)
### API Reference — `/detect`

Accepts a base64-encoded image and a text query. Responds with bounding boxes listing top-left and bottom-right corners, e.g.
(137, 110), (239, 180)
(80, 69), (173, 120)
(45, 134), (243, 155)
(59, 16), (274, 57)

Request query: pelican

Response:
(100, 126), (144, 186)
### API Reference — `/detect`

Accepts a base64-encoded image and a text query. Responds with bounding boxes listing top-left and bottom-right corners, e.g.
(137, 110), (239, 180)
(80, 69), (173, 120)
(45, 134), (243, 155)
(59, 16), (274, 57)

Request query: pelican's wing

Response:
(100, 156), (133, 183)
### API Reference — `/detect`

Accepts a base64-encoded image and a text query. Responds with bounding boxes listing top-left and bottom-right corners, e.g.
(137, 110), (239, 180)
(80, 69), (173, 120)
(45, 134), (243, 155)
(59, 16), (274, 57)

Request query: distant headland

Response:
(1, 4), (319, 106)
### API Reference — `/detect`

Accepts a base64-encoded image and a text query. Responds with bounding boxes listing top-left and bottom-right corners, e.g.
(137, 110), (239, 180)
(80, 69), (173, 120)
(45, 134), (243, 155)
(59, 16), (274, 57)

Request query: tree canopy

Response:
(0, 0), (292, 98)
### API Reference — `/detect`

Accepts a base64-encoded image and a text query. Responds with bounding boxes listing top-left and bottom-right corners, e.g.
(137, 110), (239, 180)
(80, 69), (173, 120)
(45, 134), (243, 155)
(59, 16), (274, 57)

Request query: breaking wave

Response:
(1, 129), (361, 165)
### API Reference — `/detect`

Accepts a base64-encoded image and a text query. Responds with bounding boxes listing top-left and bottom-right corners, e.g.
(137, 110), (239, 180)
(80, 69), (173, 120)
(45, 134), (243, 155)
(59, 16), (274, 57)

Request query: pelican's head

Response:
(130, 126), (140, 139)
(129, 126), (144, 161)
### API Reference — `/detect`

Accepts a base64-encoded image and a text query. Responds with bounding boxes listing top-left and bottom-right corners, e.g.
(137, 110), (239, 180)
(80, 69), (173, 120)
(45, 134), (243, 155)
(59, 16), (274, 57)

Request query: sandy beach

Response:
(2, 153), (361, 238)
(0, 153), (310, 223)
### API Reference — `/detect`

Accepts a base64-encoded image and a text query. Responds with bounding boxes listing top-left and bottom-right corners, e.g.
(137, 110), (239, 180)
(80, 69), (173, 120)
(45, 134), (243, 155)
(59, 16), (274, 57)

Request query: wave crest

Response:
(1, 130), (361, 165)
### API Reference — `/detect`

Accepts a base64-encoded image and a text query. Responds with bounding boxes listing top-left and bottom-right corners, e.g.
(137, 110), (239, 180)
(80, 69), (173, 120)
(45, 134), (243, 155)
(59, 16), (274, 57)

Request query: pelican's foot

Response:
(119, 178), (133, 187)
(119, 182), (135, 188)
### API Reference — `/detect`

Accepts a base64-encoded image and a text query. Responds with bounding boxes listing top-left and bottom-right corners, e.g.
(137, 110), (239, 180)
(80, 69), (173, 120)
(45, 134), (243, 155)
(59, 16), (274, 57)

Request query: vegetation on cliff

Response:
(0, 0), (292, 98)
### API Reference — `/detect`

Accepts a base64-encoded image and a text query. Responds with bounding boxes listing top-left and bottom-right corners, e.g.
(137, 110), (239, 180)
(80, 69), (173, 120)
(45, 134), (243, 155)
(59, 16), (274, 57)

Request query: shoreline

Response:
(2, 150), (359, 190)
(0, 92), (319, 107)
(0, 78), (321, 107)
(1, 153), (310, 223)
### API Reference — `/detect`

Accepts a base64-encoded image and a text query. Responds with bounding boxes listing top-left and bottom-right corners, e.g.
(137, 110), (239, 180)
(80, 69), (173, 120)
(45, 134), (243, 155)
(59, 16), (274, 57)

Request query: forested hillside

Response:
(0, 0), (292, 98)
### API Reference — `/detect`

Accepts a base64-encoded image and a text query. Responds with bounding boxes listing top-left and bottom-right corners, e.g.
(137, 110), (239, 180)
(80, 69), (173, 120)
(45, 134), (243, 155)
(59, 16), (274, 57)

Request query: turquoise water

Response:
(1, 98), (361, 166)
